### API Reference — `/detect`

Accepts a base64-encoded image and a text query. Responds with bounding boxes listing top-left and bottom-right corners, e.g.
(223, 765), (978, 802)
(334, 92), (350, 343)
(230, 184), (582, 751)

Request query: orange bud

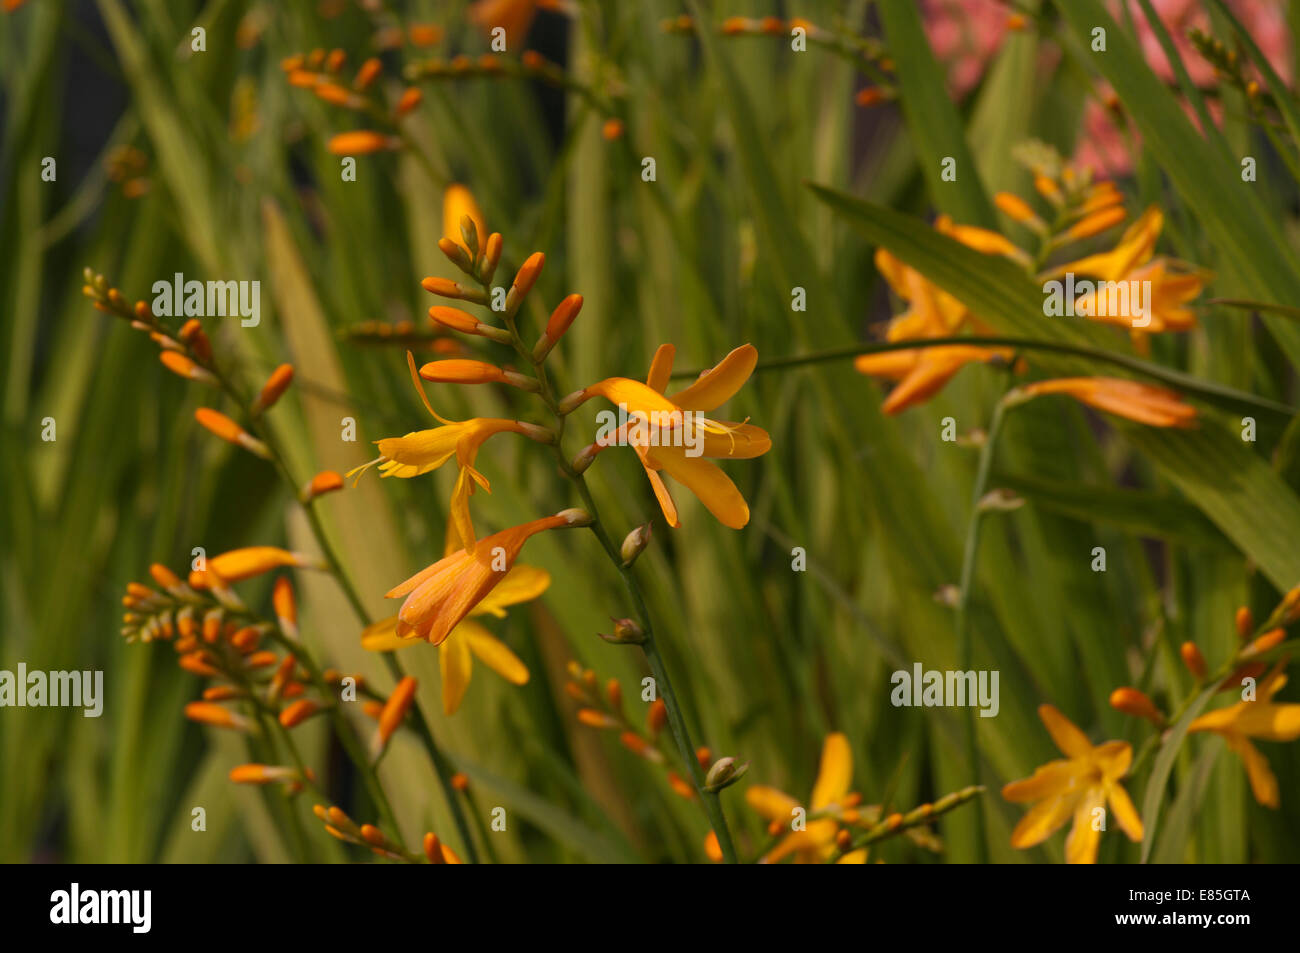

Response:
(1066, 205), (1127, 240)
(202, 608), (223, 644)
(210, 546), (323, 583)
(325, 48), (347, 73)
(855, 87), (885, 107)
(427, 306), (481, 334)
(377, 676), (418, 747)
(994, 191), (1038, 224)
(272, 576), (298, 638)
(395, 87), (423, 117)
(667, 771), (696, 800)
(244, 651), (278, 669)
(159, 350), (216, 384)
(185, 701), (252, 731)
(354, 57), (382, 90)
(545, 293), (582, 341)
(601, 118), (624, 141)
(451, 773), (470, 792)
(1033, 174), (1062, 204)
(359, 824), (387, 847)
(314, 82), (363, 108)
(577, 708), (618, 729)
(327, 131), (402, 155)
(418, 359), (510, 385)
(704, 830), (723, 863)
(195, 407), (271, 458)
(1235, 606), (1254, 640)
(149, 563), (184, 591)
(287, 69), (322, 88)
(1180, 642), (1207, 679)
(605, 678), (622, 710)
(408, 23), (443, 47)
(423, 832), (446, 864)
(509, 252), (545, 301)
(302, 470), (344, 502)
(647, 698), (668, 736)
(230, 626), (261, 652)
(230, 763), (296, 784)
(279, 699), (324, 727)
(253, 363), (295, 414)
(619, 731), (650, 756)
(178, 653), (221, 678)
(202, 685), (241, 701)
(1108, 687), (1163, 725)
(695, 746), (712, 770)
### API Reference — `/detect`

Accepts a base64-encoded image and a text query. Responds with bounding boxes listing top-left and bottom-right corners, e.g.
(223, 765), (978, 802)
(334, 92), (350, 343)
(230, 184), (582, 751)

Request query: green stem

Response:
(491, 292), (741, 863)
(952, 396), (1012, 864)
(669, 336), (1294, 418)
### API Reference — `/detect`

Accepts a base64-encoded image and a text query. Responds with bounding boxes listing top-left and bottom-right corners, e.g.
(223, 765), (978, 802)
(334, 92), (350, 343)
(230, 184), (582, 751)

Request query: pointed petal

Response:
(1106, 781), (1143, 842)
(810, 732), (853, 810)
(1064, 788), (1104, 864)
(668, 344), (758, 411)
(1001, 760), (1077, 802)
(1009, 793), (1076, 849)
(646, 343), (676, 392)
(463, 622), (529, 685)
(745, 785), (801, 823)
(645, 449), (749, 528)
(1038, 704), (1095, 759)
(440, 631), (474, 715)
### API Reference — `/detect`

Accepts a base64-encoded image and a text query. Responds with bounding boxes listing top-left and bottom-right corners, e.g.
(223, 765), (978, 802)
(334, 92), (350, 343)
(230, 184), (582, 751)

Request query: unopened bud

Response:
(621, 523), (652, 566)
(704, 756), (749, 792)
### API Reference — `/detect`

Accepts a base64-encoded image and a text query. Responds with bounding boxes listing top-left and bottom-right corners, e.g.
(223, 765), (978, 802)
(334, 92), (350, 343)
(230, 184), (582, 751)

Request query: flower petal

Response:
(439, 630), (474, 715)
(667, 344), (757, 412)
(644, 448), (750, 528)
(1038, 704), (1095, 759)
(463, 621), (529, 685)
(810, 732), (853, 811)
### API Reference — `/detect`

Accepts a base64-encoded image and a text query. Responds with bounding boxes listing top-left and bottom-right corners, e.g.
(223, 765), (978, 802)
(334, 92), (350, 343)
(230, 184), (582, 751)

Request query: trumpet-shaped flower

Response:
(384, 512), (576, 646)
(1188, 661), (1300, 808)
(1002, 704), (1142, 864)
(363, 562), (549, 714)
(1016, 377), (1196, 428)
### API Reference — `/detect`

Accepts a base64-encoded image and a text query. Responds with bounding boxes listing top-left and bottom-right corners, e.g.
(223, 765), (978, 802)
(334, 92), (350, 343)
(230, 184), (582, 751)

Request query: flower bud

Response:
(704, 756), (749, 792)
(1108, 687), (1164, 725)
(620, 523), (652, 566)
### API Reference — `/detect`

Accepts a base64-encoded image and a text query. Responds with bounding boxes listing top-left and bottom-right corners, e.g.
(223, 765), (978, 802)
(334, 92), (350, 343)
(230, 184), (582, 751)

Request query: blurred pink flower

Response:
(921, 0), (1012, 98)
(1077, 1), (1290, 175)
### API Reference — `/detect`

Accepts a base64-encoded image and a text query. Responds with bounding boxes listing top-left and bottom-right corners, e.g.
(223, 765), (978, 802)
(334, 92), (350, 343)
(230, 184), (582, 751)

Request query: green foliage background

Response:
(2, 0), (1298, 863)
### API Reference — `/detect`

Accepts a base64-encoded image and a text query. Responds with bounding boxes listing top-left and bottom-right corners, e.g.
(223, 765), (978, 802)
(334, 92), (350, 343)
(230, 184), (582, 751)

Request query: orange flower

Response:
(468, 0), (538, 48)
(855, 220), (1019, 413)
(745, 733), (858, 863)
(384, 511), (581, 645)
(327, 131), (402, 155)
(348, 353), (549, 550)
(1002, 705), (1142, 864)
(1015, 377), (1196, 428)
(1189, 661), (1300, 808)
(577, 344), (771, 529)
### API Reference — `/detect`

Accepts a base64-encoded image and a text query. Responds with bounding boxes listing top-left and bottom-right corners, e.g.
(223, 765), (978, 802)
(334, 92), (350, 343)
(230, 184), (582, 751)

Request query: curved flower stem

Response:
(490, 298), (740, 863)
(952, 394), (1013, 864)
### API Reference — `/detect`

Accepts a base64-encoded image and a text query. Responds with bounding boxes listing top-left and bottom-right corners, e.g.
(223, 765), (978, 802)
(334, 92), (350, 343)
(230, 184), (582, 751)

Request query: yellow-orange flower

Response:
(744, 733), (859, 863)
(580, 344), (771, 529)
(1016, 377), (1196, 428)
(384, 512), (577, 646)
(362, 554), (548, 713)
(855, 218), (1018, 413)
(1002, 704), (1142, 864)
(348, 352), (546, 549)
(1188, 661), (1300, 808)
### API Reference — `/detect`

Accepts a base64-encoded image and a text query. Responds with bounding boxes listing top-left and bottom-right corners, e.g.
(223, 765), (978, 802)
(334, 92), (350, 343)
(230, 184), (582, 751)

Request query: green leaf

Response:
(992, 471), (1229, 547)
(1140, 684), (1217, 863)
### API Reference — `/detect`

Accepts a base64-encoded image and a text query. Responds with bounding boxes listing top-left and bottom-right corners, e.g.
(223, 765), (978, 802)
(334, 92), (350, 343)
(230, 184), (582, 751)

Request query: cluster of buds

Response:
(280, 48), (423, 155)
(660, 14), (896, 104)
(311, 803), (458, 864)
(1111, 592), (1298, 727)
(564, 661), (745, 801)
(339, 318), (463, 354)
(81, 268), (216, 387)
(1188, 28), (1273, 107)
(104, 144), (150, 199)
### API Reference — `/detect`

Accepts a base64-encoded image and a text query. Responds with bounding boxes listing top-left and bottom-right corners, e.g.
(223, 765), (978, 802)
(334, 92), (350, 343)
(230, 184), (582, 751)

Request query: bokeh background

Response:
(3, 0), (1299, 863)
